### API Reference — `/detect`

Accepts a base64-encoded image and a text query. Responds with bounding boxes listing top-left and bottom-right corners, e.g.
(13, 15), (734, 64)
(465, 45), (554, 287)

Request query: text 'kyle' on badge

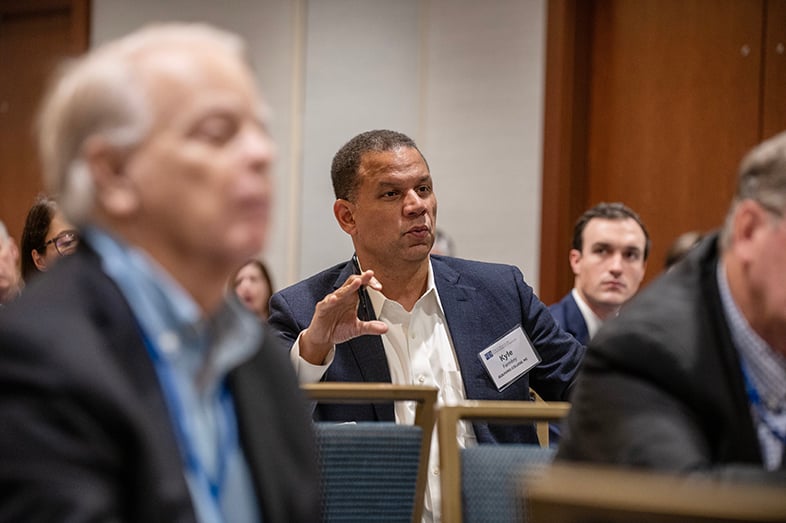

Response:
(478, 324), (540, 391)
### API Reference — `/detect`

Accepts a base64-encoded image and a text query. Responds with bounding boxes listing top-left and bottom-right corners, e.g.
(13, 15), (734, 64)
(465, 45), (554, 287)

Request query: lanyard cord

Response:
(140, 328), (236, 511)
(740, 363), (786, 446)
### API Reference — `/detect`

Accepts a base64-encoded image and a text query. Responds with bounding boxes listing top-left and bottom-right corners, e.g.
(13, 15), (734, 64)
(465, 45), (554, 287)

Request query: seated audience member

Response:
(430, 228), (455, 256)
(549, 202), (650, 345)
(664, 230), (703, 269)
(231, 258), (274, 320)
(0, 221), (21, 305)
(268, 129), (585, 522)
(0, 23), (319, 521)
(20, 194), (79, 282)
(557, 131), (786, 485)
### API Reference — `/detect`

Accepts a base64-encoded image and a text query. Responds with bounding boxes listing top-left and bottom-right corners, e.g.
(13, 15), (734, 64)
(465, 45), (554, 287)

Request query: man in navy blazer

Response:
(549, 202), (650, 345)
(269, 129), (583, 521)
(268, 129), (583, 439)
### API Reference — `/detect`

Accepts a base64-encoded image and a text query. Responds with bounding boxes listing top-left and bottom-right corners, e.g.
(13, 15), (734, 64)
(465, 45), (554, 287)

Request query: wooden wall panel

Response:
(762, 0), (786, 139)
(541, 0), (768, 303)
(0, 0), (89, 246)
(587, 0), (762, 279)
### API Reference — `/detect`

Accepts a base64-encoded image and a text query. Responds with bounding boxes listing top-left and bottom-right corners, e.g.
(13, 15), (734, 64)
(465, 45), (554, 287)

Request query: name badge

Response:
(478, 325), (541, 391)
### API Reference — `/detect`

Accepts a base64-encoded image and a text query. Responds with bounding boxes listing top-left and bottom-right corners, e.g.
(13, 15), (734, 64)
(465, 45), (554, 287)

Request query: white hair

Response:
(720, 130), (786, 250)
(37, 23), (247, 225)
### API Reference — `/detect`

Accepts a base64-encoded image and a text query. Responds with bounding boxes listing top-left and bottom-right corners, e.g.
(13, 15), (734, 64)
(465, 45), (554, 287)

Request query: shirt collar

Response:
(571, 288), (603, 339)
(717, 260), (786, 411)
(364, 259), (443, 318)
(84, 227), (262, 392)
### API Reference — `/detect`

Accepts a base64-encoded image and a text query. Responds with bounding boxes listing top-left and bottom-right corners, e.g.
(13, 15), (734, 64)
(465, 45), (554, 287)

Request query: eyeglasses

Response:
(41, 230), (79, 256)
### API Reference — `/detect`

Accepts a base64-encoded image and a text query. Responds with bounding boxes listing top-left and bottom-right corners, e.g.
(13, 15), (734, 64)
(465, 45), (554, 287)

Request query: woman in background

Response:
(231, 259), (274, 320)
(21, 194), (79, 282)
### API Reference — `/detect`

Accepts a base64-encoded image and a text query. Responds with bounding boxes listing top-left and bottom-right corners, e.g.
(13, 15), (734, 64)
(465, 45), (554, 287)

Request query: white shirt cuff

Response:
(289, 331), (335, 384)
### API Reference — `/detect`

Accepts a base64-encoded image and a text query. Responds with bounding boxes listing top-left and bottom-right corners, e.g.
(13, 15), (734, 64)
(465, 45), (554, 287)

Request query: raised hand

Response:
(299, 270), (388, 365)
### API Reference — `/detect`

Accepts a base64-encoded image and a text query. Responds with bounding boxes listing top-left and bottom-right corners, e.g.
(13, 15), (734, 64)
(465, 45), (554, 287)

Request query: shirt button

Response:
(418, 376), (425, 384)
(432, 467), (440, 476)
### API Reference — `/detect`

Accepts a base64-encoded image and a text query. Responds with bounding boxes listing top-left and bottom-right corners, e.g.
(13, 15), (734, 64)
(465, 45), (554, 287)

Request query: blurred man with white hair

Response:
(0, 221), (21, 305)
(0, 23), (319, 521)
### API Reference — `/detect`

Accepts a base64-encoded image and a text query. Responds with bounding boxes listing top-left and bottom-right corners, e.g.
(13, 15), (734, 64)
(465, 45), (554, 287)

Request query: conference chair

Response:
(301, 383), (438, 523)
(438, 399), (571, 523)
(526, 462), (786, 523)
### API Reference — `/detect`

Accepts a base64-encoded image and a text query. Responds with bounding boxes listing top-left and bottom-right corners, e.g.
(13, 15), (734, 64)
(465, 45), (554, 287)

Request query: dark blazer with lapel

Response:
(549, 292), (590, 345)
(268, 255), (584, 444)
(557, 233), (786, 483)
(0, 246), (320, 522)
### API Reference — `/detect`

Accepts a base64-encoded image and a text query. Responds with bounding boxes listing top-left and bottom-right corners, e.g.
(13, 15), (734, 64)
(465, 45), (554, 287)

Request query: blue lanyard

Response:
(140, 327), (237, 513)
(740, 363), (786, 446)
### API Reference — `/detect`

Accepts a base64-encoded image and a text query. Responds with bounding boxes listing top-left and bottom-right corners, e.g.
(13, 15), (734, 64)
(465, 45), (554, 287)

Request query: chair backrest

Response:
(301, 383), (438, 523)
(526, 463), (786, 523)
(438, 399), (571, 523)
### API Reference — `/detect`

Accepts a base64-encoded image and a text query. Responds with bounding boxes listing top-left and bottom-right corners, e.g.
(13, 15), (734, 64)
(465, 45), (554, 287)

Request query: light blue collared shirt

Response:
(86, 227), (263, 523)
(717, 261), (786, 470)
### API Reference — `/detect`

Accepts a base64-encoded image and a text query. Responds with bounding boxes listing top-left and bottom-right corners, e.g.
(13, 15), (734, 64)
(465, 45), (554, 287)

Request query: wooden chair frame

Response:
(438, 400), (571, 523)
(527, 463), (786, 523)
(301, 383), (438, 523)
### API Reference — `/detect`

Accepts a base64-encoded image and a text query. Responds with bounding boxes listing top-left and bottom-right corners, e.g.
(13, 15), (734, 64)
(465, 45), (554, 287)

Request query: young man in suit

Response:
(268, 129), (584, 521)
(549, 202), (650, 345)
(0, 24), (319, 521)
(557, 131), (786, 484)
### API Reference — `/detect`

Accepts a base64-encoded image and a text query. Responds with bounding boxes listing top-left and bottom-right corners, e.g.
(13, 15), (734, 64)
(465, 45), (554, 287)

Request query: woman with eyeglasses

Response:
(21, 194), (79, 282)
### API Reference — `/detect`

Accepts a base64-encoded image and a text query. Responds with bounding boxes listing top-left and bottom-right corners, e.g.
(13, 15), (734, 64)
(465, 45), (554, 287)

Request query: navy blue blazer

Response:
(549, 292), (590, 345)
(269, 255), (584, 444)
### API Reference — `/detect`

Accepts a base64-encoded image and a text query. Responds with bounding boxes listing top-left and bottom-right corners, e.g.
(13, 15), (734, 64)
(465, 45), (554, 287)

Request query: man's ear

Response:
(731, 199), (769, 263)
(83, 136), (139, 217)
(334, 199), (357, 235)
(569, 248), (582, 276)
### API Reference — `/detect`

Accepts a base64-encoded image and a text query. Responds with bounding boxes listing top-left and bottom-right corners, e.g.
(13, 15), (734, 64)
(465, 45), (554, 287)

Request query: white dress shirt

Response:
(291, 260), (475, 522)
(571, 288), (604, 340)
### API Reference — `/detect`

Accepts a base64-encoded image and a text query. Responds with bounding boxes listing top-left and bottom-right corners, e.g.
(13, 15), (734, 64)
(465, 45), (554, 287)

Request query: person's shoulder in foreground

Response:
(557, 130), (786, 485)
(0, 22), (319, 522)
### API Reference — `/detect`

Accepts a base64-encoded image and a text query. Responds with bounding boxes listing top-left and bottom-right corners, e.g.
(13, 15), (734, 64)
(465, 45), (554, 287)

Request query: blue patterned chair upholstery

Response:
(302, 383), (438, 523)
(438, 400), (571, 523)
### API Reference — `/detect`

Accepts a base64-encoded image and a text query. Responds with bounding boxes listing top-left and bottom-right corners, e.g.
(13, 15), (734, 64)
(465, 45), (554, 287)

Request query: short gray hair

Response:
(37, 23), (246, 224)
(721, 131), (786, 249)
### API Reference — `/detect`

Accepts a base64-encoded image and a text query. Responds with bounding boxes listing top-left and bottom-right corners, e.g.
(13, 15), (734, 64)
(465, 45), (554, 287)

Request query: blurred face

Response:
(336, 147), (436, 270)
(32, 211), (78, 272)
(0, 235), (19, 302)
(570, 217), (647, 319)
(728, 200), (786, 355)
(233, 262), (270, 319)
(118, 43), (274, 277)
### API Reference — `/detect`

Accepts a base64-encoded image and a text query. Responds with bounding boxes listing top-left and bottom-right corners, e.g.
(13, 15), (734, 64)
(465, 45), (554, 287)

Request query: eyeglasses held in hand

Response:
(42, 230), (80, 256)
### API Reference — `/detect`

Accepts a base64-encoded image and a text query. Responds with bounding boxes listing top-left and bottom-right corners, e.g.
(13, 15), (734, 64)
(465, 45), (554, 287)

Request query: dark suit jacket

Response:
(0, 246), (320, 522)
(269, 255), (584, 444)
(557, 233), (786, 483)
(549, 292), (590, 345)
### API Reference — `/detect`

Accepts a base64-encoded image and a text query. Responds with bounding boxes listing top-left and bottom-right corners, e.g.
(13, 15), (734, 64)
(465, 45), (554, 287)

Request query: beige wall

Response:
(92, 0), (546, 291)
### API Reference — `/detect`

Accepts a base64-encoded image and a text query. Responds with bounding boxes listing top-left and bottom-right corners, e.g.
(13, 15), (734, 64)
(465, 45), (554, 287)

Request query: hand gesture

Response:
(299, 270), (388, 365)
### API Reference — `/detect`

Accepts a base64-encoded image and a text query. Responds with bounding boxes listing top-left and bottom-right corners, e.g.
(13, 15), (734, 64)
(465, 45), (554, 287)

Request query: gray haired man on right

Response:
(558, 131), (786, 484)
